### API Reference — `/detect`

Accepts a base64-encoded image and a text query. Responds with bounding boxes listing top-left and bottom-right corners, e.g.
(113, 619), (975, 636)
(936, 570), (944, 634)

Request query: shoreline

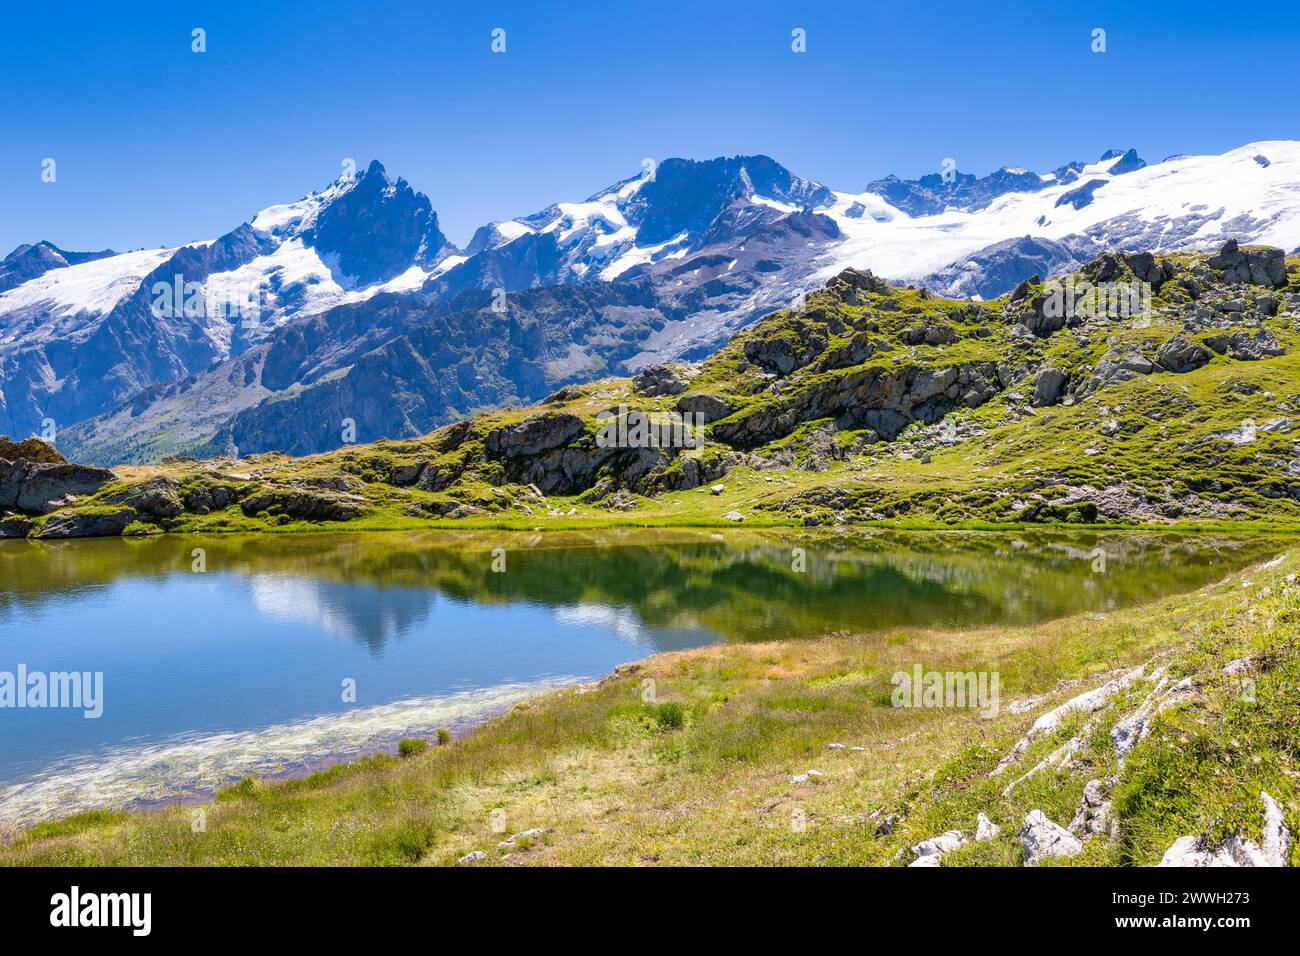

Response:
(0, 678), (583, 835)
(8, 517), (1300, 540)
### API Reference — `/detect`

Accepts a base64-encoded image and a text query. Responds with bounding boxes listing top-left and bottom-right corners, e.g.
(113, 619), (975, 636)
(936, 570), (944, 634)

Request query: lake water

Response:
(0, 528), (1284, 828)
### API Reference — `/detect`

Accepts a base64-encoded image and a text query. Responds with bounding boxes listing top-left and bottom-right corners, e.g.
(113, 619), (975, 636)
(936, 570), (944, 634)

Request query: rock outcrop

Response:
(1019, 810), (1084, 865)
(240, 487), (365, 522)
(0, 438), (115, 515)
(105, 477), (184, 519)
(632, 363), (696, 397)
(1069, 779), (1118, 839)
(485, 413), (586, 458)
(35, 508), (137, 539)
(714, 362), (1002, 449)
(1207, 239), (1287, 288)
(907, 830), (967, 867)
(1158, 792), (1291, 867)
(1155, 335), (1210, 373)
(675, 392), (733, 423)
(1032, 368), (1069, 407)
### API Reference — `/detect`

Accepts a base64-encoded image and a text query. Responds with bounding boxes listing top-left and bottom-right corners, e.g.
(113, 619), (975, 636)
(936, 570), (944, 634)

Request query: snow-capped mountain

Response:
(814, 141), (1300, 297)
(0, 160), (455, 355)
(425, 141), (1300, 362)
(4, 140), (1300, 462)
(0, 241), (118, 294)
(0, 161), (458, 442)
(455, 155), (833, 285)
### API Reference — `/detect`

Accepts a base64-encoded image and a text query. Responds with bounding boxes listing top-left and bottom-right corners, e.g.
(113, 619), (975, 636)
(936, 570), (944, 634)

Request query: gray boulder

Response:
(1256, 293), (1281, 316)
(35, 507), (136, 539)
(0, 460), (116, 514)
(632, 363), (694, 397)
(1032, 368), (1069, 407)
(1155, 335), (1211, 373)
(1204, 333), (1230, 355)
(1117, 352), (1156, 375)
(1019, 810), (1083, 866)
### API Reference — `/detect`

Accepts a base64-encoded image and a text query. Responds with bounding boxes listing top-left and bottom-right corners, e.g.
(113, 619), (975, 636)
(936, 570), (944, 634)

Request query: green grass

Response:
(398, 738), (429, 758)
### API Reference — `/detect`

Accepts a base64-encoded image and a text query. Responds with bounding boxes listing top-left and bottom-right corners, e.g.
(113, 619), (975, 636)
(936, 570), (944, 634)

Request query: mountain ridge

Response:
(6, 141), (1300, 464)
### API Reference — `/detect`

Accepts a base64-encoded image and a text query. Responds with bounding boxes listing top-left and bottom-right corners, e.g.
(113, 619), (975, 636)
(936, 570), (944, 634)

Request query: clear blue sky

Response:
(2, 0), (1297, 254)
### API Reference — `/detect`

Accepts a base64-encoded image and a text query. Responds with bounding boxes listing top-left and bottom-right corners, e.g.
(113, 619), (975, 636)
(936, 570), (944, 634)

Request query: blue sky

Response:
(2, 0), (1297, 254)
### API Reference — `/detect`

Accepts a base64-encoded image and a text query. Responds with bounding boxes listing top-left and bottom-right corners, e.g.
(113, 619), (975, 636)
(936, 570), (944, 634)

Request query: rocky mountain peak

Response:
(303, 159), (454, 284)
(1100, 147), (1146, 174)
(0, 240), (117, 293)
(627, 155), (833, 245)
(862, 147), (1149, 218)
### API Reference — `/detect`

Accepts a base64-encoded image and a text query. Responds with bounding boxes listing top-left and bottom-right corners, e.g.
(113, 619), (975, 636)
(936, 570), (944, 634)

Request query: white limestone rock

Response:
(976, 813), (1000, 841)
(909, 829), (967, 865)
(992, 667), (1144, 776)
(1019, 810), (1083, 866)
(1158, 792), (1290, 867)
